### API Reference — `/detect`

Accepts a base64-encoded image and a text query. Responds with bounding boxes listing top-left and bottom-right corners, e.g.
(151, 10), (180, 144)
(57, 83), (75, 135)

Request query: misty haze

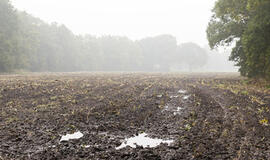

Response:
(1, 0), (270, 159)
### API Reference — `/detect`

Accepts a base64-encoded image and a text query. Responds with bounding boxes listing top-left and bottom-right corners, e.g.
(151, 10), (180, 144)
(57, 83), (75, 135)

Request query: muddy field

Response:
(1, 73), (270, 159)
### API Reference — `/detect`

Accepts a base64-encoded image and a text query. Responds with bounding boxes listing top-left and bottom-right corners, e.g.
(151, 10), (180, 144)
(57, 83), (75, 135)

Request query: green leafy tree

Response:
(0, 0), (18, 72)
(99, 36), (143, 71)
(16, 11), (41, 71)
(139, 35), (177, 71)
(76, 35), (103, 71)
(176, 43), (208, 72)
(207, 0), (270, 78)
(0, 0), (210, 73)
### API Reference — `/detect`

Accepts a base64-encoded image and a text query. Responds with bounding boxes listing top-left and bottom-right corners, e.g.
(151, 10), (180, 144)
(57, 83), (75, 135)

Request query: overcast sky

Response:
(11, 0), (216, 46)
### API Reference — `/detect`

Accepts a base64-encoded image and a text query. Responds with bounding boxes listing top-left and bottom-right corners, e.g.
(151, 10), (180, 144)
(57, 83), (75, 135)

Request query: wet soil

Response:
(1, 73), (270, 159)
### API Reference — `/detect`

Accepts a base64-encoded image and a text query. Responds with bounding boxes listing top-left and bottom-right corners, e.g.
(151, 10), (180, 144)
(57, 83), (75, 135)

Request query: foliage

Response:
(0, 0), (208, 72)
(207, 0), (270, 78)
(139, 35), (177, 71)
(176, 43), (208, 72)
(0, 0), (18, 72)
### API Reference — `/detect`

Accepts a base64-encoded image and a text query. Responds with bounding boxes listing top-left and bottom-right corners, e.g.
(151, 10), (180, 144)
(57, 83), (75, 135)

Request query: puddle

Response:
(162, 105), (169, 112)
(174, 107), (184, 115)
(170, 95), (179, 98)
(176, 107), (183, 111)
(116, 133), (173, 150)
(48, 145), (56, 148)
(81, 145), (91, 148)
(183, 95), (190, 100)
(60, 131), (83, 142)
(162, 89), (188, 115)
(178, 90), (187, 94)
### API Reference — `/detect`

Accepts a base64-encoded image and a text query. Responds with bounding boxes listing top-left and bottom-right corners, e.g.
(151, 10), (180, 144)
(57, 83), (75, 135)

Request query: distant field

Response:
(1, 73), (270, 159)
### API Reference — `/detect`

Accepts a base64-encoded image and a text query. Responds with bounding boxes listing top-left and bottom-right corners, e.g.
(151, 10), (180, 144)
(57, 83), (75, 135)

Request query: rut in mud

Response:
(1, 73), (270, 159)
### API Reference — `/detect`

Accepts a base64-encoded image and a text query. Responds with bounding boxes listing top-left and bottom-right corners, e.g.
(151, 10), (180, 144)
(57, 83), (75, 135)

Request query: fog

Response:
(1, 0), (237, 72)
(11, 0), (214, 45)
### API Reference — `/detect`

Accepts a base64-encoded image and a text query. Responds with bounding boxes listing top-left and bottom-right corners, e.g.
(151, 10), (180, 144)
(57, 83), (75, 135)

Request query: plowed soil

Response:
(1, 73), (270, 159)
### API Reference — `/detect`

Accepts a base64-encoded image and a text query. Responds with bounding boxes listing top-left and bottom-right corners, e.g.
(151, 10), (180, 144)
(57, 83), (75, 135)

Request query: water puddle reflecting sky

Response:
(60, 131), (83, 142)
(116, 133), (173, 150)
(173, 107), (184, 115)
(183, 95), (190, 100)
(178, 90), (187, 94)
(170, 95), (179, 98)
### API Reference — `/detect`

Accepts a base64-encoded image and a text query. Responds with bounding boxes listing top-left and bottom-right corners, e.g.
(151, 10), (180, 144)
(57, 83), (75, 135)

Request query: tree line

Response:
(207, 0), (270, 78)
(0, 0), (208, 72)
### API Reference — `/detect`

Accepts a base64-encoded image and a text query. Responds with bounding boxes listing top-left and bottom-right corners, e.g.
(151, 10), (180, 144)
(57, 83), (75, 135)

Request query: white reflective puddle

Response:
(176, 107), (183, 111)
(164, 105), (169, 110)
(60, 131), (83, 142)
(81, 145), (90, 148)
(178, 90), (187, 94)
(174, 107), (184, 115)
(183, 95), (190, 100)
(116, 133), (173, 150)
(49, 145), (56, 148)
(170, 95), (179, 98)
(163, 105), (183, 114)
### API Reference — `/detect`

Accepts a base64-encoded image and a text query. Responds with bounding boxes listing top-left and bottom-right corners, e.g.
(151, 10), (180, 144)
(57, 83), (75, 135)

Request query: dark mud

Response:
(1, 73), (270, 159)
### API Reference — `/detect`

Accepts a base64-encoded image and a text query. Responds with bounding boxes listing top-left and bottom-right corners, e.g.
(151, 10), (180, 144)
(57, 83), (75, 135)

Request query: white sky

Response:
(11, 0), (216, 46)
